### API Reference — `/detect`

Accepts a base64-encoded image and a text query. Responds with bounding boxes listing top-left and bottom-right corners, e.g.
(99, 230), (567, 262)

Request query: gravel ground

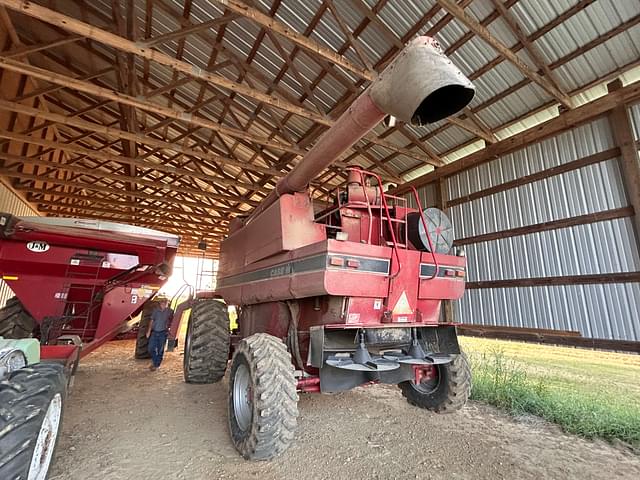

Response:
(49, 340), (640, 480)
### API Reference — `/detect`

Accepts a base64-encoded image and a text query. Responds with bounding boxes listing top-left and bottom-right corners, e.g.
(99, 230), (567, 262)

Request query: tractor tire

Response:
(228, 333), (298, 461)
(0, 296), (35, 339)
(0, 363), (66, 480)
(183, 300), (230, 384)
(399, 352), (471, 413)
(134, 301), (158, 359)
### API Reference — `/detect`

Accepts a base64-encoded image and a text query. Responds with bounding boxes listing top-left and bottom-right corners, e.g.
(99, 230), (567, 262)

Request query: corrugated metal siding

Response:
(0, 183), (38, 308)
(417, 112), (640, 341)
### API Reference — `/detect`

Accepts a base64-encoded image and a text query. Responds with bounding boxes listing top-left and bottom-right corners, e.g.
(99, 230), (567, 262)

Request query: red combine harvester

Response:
(176, 36), (476, 460)
(0, 213), (179, 361)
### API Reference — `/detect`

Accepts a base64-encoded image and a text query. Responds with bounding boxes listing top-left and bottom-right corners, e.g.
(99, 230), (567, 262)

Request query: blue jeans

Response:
(148, 330), (168, 368)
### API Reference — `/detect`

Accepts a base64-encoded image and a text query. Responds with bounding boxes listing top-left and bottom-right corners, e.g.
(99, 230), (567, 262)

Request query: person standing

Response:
(147, 299), (173, 371)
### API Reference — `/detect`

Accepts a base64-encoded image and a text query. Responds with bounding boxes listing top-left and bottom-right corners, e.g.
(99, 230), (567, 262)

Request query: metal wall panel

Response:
(0, 184), (38, 308)
(417, 114), (640, 341)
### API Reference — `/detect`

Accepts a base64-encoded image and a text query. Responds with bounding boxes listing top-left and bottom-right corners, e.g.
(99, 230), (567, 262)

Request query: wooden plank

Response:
(458, 327), (640, 353)
(467, 272), (640, 289)
(447, 147), (621, 208)
(455, 206), (635, 245)
(458, 324), (582, 337)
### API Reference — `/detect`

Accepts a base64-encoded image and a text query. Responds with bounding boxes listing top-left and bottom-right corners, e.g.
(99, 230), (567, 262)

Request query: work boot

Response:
(149, 365), (157, 371)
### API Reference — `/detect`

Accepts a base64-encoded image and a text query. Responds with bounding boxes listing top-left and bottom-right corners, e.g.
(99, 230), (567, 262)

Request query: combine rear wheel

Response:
(0, 363), (66, 480)
(399, 352), (471, 413)
(134, 301), (158, 359)
(0, 297), (35, 339)
(228, 333), (298, 460)
(183, 300), (229, 384)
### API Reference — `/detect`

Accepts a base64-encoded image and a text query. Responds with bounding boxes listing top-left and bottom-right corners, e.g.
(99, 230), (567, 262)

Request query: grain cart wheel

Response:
(0, 297), (35, 339)
(183, 300), (229, 384)
(0, 363), (66, 480)
(399, 352), (471, 413)
(134, 301), (159, 359)
(228, 333), (298, 460)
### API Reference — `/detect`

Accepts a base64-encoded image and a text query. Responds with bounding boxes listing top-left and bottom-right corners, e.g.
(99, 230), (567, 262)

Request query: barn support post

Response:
(607, 79), (640, 254)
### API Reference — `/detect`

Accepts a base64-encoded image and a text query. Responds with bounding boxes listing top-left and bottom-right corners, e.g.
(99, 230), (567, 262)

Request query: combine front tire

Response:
(183, 300), (229, 384)
(134, 301), (158, 359)
(0, 363), (66, 480)
(399, 352), (471, 413)
(228, 333), (298, 460)
(0, 297), (35, 339)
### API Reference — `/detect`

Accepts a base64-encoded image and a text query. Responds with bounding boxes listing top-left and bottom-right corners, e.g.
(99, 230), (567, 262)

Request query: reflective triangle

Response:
(392, 291), (413, 315)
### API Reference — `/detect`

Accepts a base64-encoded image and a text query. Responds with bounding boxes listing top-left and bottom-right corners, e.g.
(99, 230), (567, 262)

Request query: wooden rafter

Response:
(436, 0), (572, 108)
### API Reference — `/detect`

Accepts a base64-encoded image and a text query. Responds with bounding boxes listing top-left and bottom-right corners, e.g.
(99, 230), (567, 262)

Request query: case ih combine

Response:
(0, 213), (178, 478)
(176, 36), (476, 460)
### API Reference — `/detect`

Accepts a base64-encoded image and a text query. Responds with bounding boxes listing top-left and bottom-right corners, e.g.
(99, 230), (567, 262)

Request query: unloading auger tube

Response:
(245, 36), (475, 223)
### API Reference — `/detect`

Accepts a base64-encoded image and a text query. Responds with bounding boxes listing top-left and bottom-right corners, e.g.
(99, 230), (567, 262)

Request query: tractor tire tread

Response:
(229, 334), (298, 460)
(0, 297), (35, 339)
(0, 363), (66, 480)
(184, 300), (229, 384)
(400, 351), (471, 413)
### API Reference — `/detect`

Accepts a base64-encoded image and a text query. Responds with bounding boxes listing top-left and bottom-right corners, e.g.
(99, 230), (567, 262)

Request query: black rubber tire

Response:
(0, 296), (35, 339)
(399, 352), (471, 413)
(0, 363), (66, 480)
(228, 333), (298, 460)
(134, 301), (158, 359)
(183, 300), (230, 384)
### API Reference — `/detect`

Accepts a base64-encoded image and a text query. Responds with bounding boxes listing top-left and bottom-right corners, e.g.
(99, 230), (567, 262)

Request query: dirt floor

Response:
(49, 340), (640, 480)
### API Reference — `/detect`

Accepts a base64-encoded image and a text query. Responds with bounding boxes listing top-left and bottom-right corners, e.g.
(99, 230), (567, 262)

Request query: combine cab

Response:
(176, 36), (476, 460)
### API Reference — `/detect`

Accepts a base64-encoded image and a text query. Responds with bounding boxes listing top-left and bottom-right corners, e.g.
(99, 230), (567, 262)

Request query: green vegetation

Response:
(460, 336), (640, 448)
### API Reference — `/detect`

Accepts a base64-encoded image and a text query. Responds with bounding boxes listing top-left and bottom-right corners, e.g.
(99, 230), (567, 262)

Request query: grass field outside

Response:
(460, 336), (640, 449)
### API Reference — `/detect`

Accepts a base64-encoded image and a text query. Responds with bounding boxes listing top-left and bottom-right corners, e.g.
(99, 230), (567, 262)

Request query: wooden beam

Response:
(0, 167), (245, 212)
(0, 129), (271, 194)
(607, 80), (640, 254)
(455, 206), (635, 246)
(141, 13), (237, 47)
(458, 326), (640, 353)
(0, 56), (302, 154)
(488, 0), (565, 95)
(395, 81), (640, 194)
(0, 0), (439, 168)
(0, 150), (259, 206)
(467, 272), (640, 289)
(22, 186), (234, 217)
(436, 0), (572, 108)
(210, 0), (374, 80)
(0, 99), (285, 177)
(2, 34), (83, 58)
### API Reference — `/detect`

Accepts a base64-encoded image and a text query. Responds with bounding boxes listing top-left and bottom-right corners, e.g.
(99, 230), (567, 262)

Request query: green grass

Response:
(460, 337), (640, 449)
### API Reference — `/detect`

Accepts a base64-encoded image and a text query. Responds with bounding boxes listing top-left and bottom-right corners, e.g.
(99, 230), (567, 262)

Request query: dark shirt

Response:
(151, 307), (173, 332)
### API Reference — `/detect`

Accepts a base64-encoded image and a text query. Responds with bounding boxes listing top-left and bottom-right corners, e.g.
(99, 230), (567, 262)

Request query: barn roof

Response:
(0, 0), (638, 256)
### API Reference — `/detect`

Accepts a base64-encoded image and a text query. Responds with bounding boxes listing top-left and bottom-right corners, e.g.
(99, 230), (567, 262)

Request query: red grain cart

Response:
(0, 213), (179, 361)
(0, 213), (179, 479)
